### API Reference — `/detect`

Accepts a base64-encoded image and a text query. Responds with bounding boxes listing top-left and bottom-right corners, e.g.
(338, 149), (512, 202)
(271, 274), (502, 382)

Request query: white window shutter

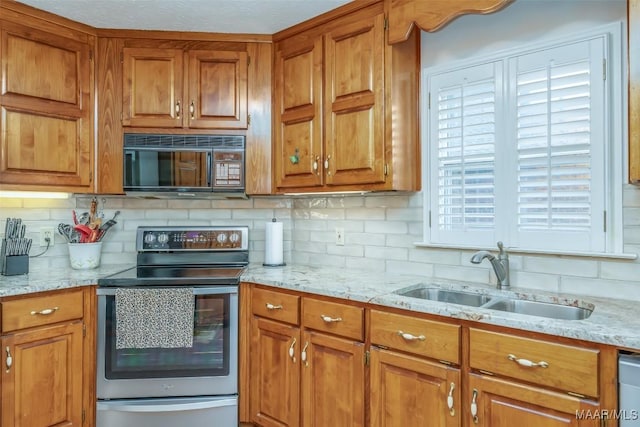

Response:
(507, 38), (606, 252)
(428, 62), (501, 247)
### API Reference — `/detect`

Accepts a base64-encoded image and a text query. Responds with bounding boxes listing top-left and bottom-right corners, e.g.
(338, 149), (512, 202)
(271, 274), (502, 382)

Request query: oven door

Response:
(96, 286), (238, 399)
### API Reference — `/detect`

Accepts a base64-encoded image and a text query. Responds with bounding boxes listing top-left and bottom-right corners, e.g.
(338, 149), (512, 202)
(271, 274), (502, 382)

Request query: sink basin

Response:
(482, 298), (593, 320)
(395, 286), (492, 307)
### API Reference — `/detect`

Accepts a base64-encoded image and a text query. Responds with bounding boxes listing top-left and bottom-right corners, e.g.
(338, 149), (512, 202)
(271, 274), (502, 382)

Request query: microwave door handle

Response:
(207, 151), (212, 187)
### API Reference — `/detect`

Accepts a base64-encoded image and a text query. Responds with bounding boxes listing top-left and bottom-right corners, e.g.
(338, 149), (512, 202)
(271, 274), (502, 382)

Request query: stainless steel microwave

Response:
(123, 134), (246, 198)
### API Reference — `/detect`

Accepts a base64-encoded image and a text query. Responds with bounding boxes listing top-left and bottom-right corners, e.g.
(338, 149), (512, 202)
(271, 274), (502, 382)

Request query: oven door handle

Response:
(96, 286), (238, 296)
(97, 397), (237, 413)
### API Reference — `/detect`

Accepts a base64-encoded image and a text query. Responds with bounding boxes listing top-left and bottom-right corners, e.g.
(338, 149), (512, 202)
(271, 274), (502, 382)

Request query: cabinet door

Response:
(0, 22), (93, 190)
(122, 47), (184, 127)
(1, 321), (83, 427)
(273, 36), (324, 189)
(250, 317), (300, 427)
(467, 374), (601, 427)
(301, 330), (364, 427)
(323, 12), (385, 187)
(187, 50), (248, 129)
(370, 347), (461, 427)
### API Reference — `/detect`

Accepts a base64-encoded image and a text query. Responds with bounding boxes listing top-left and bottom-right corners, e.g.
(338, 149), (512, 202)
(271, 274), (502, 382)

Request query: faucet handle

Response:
(497, 241), (507, 257)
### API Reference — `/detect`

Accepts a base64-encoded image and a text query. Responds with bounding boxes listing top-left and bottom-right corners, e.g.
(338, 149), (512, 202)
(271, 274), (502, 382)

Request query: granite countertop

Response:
(1, 262), (639, 350)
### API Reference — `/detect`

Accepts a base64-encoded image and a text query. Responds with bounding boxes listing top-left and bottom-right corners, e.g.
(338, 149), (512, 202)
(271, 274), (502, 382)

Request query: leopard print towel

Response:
(115, 287), (195, 349)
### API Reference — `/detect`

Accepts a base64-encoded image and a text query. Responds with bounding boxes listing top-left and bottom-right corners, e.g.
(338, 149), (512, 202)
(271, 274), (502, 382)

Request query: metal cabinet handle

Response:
(288, 338), (297, 363)
(320, 314), (342, 323)
(176, 101), (181, 118)
(301, 342), (309, 366)
(397, 330), (426, 341)
(30, 307), (59, 316)
(265, 303), (283, 311)
(190, 100), (195, 119)
(5, 347), (12, 373)
(507, 353), (549, 368)
(471, 389), (479, 424)
(313, 155), (320, 174)
(324, 155), (331, 175)
(447, 382), (455, 416)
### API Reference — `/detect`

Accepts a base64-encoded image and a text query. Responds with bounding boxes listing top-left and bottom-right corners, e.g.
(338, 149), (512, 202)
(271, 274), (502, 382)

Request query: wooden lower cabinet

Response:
(1, 321), (83, 427)
(467, 374), (601, 427)
(250, 317), (300, 427)
(248, 286), (365, 427)
(301, 331), (365, 427)
(243, 285), (615, 427)
(0, 287), (94, 427)
(370, 347), (461, 427)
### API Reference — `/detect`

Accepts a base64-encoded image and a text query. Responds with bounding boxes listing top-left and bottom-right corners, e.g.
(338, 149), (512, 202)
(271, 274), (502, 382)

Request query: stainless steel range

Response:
(96, 226), (248, 427)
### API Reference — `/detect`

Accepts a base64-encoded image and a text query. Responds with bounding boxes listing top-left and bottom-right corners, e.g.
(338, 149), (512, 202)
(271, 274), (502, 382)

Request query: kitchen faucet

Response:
(470, 242), (510, 290)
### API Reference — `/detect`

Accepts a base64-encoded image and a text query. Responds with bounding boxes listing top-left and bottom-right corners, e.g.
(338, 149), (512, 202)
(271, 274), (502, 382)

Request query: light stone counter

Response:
(241, 263), (640, 350)
(0, 264), (130, 297)
(2, 262), (639, 350)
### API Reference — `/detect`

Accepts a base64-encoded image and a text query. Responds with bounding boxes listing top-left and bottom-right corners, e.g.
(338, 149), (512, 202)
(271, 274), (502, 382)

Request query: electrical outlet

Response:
(40, 227), (55, 247)
(335, 227), (345, 246)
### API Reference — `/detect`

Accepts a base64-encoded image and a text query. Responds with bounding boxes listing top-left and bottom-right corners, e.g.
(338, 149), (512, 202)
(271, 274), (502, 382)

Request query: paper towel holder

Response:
(263, 218), (286, 267)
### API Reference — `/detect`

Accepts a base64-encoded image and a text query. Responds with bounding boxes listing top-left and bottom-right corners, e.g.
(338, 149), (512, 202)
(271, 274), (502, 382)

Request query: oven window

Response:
(104, 294), (230, 379)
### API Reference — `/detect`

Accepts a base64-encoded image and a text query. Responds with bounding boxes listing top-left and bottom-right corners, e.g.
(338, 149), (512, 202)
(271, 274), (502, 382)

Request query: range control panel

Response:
(136, 226), (249, 251)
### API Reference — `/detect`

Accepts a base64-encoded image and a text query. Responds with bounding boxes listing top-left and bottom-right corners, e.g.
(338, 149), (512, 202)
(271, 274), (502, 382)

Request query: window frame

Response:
(419, 22), (628, 258)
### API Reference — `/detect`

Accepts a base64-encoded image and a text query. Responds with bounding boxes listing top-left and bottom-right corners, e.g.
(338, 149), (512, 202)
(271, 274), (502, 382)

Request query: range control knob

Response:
(217, 233), (228, 243)
(157, 233), (169, 244)
(229, 232), (240, 244)
(144, 233), (156, 244)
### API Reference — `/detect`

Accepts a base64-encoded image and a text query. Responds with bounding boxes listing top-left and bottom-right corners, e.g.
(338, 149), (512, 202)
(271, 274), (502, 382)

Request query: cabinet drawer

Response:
(2, 289), (84, 333)
(303, 298), (364, 341)
(252, 287), (300, 325)
(370, 309), (460, 364)
(469, 328), (599, 397)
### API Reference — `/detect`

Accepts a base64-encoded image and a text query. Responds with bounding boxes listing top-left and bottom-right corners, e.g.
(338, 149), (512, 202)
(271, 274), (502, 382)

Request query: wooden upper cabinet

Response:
(324, 13), (385, 187)
(273, 2), (420, 193)
(0, 19), (94, 192)
(122, 47), (248, 130)
(122, 47), (184, 128)
(187, 50), (248, 129)
(629, 0), (640, 183)
(387, 0), (513, 44)
(274, 36), (324, 189)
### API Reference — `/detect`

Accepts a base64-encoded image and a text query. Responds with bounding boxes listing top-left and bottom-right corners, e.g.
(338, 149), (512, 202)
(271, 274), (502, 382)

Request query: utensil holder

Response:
(68, 242), (102, 270)
(2, 255), (29, 276)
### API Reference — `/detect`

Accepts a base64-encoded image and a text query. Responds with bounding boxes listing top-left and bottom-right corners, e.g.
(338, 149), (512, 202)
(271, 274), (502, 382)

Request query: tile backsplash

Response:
(2, 186), (640, 301)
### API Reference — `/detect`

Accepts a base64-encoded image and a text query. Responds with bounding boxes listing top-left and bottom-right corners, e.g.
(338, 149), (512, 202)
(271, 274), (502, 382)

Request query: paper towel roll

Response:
(264, 219), (285, 266)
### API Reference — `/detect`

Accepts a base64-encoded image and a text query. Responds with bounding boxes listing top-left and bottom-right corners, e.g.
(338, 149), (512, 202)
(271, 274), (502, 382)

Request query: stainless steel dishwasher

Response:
(619, 354), (640, 426)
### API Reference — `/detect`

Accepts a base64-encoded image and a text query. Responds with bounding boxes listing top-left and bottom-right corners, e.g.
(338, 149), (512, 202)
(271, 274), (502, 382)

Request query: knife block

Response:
(2, 255), (29, 276)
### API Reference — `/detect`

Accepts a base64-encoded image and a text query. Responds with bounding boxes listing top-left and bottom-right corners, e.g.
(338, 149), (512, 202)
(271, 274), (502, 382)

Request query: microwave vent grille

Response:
(124, 134), (245, 149)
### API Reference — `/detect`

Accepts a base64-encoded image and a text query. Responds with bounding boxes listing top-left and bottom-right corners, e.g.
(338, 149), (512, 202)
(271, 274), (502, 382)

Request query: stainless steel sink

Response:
(481, 298), (593, 320)
(394, 285), (594, 320)
(395, 286), (492, 307)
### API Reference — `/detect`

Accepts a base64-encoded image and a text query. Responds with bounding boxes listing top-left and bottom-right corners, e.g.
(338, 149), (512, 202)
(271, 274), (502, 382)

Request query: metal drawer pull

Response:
(190, 101), (195, 119)
(265, 303), (283, 311)
(471, 389), (479, 424)
(397, 330), (426, 341)
(176, 101), (181, 118)
(507, 353), (549, 368)
(320, 314), (342, 323)
(288, 338), (297, 363)
(447, 382), (455, 416)
(30, 307), (59, 316)
(5, 347), (12, 373)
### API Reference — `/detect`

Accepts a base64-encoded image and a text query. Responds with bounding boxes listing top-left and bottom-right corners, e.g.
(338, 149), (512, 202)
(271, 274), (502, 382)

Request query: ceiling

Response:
(16, 0), (353, 34)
